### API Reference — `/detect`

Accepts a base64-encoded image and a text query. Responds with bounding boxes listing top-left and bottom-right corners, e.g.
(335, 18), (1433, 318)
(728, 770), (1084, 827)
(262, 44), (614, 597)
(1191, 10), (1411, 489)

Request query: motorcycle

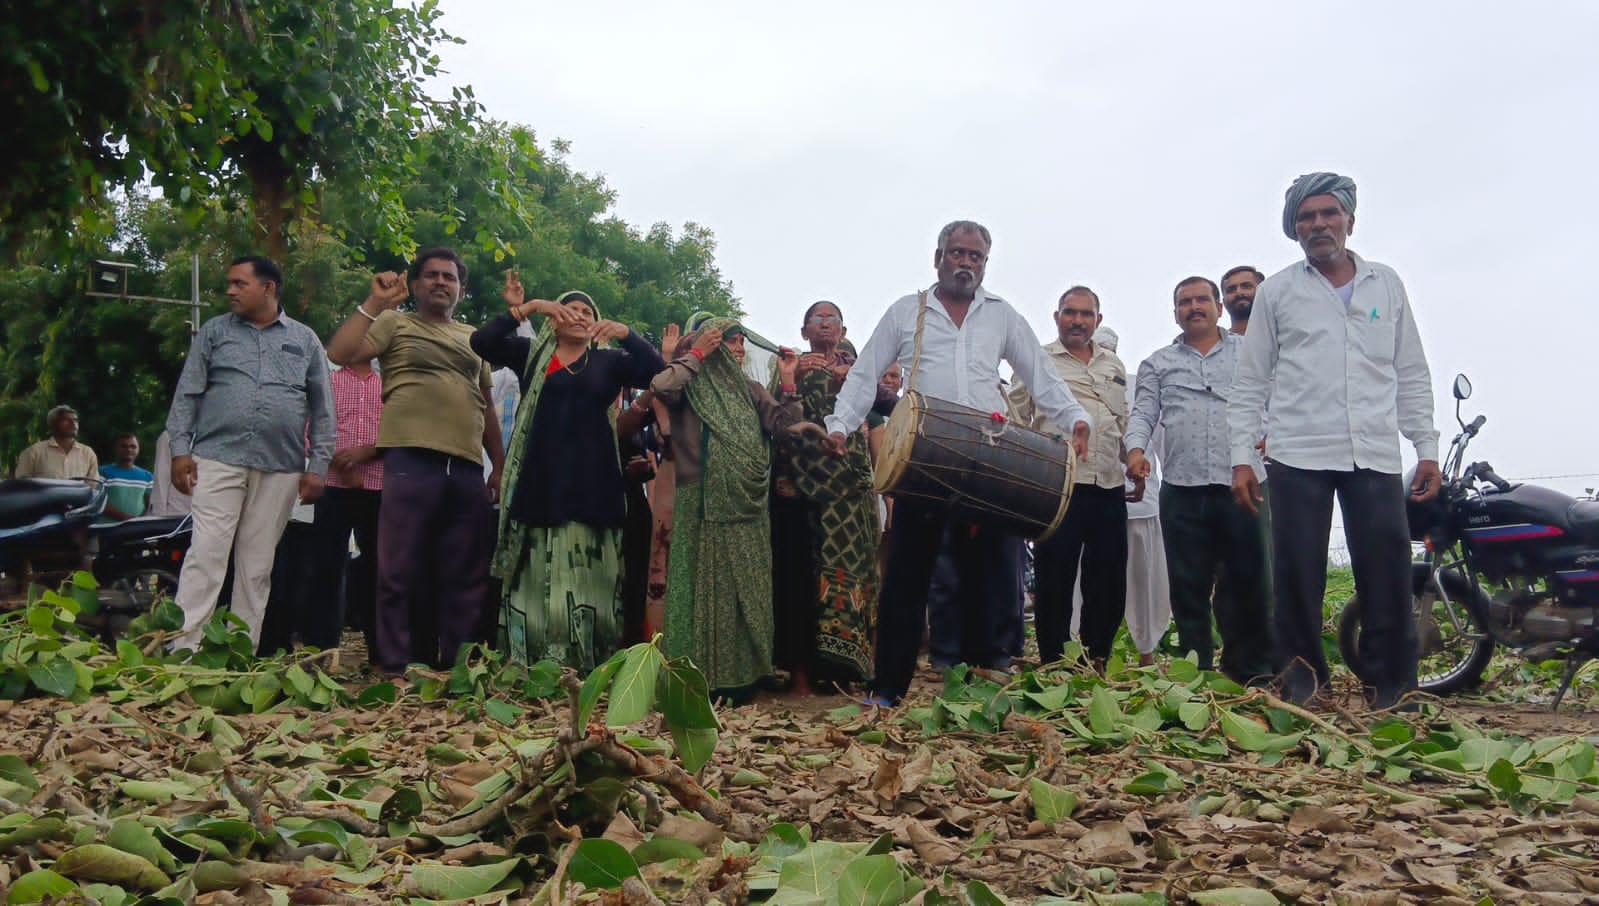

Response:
(89, 512), (191, 639)
(1338, 374), (1599, 708)
(1, 478), (190, 640)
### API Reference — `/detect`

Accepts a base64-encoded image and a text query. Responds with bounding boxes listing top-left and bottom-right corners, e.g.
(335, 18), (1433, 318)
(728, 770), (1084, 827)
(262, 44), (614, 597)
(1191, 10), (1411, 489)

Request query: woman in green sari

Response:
(471, 274), (666, 671)
(650, 319), (800, 703)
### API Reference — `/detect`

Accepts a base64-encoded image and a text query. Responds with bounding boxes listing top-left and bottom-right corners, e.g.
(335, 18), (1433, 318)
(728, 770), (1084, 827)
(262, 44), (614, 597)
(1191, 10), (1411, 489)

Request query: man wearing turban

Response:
(1226, 172), (1441, 711)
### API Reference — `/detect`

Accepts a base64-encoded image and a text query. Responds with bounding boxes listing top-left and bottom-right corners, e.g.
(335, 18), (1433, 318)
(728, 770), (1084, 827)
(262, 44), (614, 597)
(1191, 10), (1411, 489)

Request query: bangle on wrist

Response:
(780, 383), (797, 394)
(689, 348), (706, 362)
(356, 303), (378, 322)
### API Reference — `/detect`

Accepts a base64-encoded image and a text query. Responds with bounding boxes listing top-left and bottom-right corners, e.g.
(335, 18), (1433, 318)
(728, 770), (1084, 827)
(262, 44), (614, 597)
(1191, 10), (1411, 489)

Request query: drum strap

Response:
(906, 290), (928, 395)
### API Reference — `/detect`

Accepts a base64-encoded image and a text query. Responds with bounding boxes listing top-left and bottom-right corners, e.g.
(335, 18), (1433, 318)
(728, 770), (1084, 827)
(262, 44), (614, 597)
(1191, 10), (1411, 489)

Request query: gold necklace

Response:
(562, 349), (590, 375)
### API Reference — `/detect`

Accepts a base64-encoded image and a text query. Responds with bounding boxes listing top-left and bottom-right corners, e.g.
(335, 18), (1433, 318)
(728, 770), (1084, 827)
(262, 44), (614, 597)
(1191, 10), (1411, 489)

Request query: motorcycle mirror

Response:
(1452, 374), (1472, 401)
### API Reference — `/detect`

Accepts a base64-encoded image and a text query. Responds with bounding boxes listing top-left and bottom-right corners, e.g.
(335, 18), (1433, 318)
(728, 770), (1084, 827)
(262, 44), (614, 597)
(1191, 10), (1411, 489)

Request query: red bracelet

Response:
(689, 348), (706, 362)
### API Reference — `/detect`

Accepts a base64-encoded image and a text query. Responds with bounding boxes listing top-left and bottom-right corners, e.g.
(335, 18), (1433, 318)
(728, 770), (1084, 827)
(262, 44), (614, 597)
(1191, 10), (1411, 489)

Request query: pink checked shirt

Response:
(327, 367), (384, 490)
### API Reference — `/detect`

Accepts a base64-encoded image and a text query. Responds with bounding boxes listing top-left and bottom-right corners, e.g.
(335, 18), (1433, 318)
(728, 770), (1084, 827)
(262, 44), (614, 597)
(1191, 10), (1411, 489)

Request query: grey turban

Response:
(1282, 172), (1356, 240)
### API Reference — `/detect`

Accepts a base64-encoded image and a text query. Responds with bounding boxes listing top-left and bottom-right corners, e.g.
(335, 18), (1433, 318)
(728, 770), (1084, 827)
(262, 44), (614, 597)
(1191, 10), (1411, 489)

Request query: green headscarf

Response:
(492, 290), (617, 583)
(684, 316), (769, 523)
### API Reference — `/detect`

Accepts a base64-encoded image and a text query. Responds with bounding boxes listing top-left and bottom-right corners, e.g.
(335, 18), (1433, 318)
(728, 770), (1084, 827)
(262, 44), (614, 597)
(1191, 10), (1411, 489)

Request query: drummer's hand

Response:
(1232, 465), (1263, 516)
(823, 431), (849, 458)
(1126, 475), (1146, 503)
(1126, 449), (1150, 480)
(1070, 421), (1090, 461)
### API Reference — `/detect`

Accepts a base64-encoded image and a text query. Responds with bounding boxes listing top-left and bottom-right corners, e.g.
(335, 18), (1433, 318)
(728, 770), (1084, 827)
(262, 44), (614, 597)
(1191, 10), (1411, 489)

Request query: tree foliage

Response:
(2, 0), (487, 259)
(0, 126), (737, 471)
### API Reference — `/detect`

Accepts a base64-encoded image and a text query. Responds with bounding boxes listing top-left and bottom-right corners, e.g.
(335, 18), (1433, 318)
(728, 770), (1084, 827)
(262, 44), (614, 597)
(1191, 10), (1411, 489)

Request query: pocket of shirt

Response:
(265, 345), (308, 389)
(1358, 313), (1397, 365)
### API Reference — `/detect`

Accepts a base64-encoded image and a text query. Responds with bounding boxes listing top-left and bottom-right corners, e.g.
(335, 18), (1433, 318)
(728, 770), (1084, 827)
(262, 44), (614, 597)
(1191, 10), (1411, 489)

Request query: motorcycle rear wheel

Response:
(1338, 564), (1496, 695)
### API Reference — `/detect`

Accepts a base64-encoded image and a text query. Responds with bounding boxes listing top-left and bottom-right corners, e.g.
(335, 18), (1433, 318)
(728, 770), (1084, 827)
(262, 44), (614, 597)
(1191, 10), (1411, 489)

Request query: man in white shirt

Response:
(1227, 172), (1441, 710)
(824, 220), (1091, 705)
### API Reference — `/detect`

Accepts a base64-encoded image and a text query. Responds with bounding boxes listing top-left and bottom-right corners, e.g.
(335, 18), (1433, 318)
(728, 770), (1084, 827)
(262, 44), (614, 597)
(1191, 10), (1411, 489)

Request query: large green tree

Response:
(2, 0), (496, 260)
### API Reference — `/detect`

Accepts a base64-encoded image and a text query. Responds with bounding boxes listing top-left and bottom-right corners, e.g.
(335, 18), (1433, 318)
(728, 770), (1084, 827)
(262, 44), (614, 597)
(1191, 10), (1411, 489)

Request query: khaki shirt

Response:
(15, 439), (99, 480)
(366, 311), (492, 464)
(1009, 339), (1128, 489)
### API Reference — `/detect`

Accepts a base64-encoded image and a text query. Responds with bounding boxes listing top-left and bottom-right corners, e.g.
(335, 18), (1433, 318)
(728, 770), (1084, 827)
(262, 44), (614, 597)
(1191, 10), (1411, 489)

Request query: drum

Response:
(873, 391), (1076, 540)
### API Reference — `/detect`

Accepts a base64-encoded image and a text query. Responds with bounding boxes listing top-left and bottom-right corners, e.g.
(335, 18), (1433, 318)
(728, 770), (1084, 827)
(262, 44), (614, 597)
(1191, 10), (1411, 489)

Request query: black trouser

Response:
(925, 530), (1024, 668)
(1159, 483), (1276, 682)
(302, 486), (381, 654)
(874, 498), (1017, 702)
(257, 521), (316, 656)
(375, 449), (490, 673)
(770, 492), (818, 675)
(1034, 484), (1127, 663)
(1268, 464), (1416, 703)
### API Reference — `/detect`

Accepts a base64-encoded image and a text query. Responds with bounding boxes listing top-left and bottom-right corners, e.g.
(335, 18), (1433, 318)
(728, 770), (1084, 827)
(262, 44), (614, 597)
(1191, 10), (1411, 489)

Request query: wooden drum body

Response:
(873, 391), (1076, 540)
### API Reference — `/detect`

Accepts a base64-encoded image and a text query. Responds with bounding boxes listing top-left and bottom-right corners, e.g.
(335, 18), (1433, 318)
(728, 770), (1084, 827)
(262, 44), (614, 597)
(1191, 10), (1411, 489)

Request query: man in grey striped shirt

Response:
(165, 255), (335, 651)
(1125, 276), (1277, 684)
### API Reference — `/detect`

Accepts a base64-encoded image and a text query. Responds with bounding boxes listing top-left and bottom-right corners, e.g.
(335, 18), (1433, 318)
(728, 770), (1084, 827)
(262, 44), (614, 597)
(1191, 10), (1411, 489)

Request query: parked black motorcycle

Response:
(1, 478), (190, 639)
(1338, 374), (1599, 707)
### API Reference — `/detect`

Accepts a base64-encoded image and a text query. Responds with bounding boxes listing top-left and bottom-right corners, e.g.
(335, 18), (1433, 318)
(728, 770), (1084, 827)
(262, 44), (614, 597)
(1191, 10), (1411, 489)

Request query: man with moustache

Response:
(164, 255), (335, 651)
(1126, 277), (1276, 684)
(823, 220), (1091, 705)
(14, 405), (98, 480)
(1009, 286), (1132, 669)
(327, 248), (505, 676)
(1228, 172), (1440, 709)
(1220, 266), (1265, 336)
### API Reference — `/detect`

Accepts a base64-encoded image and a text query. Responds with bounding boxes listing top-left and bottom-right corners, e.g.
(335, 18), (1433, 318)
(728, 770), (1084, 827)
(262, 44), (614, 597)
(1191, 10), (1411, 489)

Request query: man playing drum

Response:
(824, 221), (1091, 706)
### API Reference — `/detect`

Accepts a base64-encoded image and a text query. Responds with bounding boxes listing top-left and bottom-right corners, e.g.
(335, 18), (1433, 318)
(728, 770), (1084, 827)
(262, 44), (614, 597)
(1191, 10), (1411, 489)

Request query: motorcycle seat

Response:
(90, 515), (188, 548)
(1566, 499), (1599, 543)
(0, 479), (98, 530)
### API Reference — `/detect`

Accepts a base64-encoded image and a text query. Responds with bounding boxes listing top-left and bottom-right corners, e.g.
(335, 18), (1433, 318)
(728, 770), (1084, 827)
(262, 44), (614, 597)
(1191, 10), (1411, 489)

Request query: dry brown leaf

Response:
(655, 815), (722, 851)
(1074, 820), (1146, 866)
(603, 812), (646, 849)
(905, 819), (961, 866)
(871, 757), (903, 805)
(1288, 804), (1355, 834)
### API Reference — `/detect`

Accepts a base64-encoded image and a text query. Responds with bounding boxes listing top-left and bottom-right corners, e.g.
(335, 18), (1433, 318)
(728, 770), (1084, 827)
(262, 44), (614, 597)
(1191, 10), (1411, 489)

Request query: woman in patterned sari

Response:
(651, 319), (800, 703)
(771, 301), (879, 694)
(471, 274), (666, 670)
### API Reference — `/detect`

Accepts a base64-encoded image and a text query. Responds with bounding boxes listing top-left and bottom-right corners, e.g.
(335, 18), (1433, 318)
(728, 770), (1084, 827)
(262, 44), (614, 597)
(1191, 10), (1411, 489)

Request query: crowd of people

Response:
(10, 170), (1441, 711)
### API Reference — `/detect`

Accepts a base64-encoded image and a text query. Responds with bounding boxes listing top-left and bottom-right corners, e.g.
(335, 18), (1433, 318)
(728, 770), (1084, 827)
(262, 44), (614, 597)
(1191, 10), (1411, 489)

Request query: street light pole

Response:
(87, 255), (206, 335)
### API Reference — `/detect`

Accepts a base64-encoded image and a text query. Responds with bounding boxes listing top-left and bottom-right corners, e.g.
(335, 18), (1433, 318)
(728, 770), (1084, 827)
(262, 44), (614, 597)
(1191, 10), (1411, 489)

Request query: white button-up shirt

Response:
(826, 285), (1092, 440)
(1227, 252), (1439, 474)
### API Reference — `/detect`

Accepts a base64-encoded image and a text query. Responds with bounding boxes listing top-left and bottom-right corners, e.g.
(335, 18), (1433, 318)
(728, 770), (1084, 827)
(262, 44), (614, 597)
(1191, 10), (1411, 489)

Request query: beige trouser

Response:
(172, 456), (300, 650)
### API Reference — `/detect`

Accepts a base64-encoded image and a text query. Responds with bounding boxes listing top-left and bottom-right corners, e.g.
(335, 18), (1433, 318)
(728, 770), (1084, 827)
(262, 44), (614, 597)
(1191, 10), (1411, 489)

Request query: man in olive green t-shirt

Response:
(327, 247), (505, 676)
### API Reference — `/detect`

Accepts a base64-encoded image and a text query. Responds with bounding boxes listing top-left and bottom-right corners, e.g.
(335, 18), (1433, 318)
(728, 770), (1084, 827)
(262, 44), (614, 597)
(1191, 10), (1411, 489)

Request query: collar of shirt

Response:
(1297, 250), (1377, 292)
(1173, 328), (1233, 358)
(229, 309), (288, 330)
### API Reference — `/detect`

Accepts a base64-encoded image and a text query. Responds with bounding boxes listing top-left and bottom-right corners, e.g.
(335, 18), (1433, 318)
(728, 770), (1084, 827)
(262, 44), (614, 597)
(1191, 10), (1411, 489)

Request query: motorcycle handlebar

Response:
(1465, 414), (1486, 436)
(1467, 461), (1512, 493)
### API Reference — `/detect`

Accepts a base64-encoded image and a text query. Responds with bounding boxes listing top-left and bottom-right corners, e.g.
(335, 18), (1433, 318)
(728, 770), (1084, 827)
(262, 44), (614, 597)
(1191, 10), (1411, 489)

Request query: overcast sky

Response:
(436, 1), (1599, 498)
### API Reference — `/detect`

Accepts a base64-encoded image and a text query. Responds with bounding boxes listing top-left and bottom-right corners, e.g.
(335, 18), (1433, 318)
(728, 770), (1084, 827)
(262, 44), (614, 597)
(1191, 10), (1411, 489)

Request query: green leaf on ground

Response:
(1030, 778), (1077, 823)
(566, 839), (640, 890)
(411, 857), (521, 899)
